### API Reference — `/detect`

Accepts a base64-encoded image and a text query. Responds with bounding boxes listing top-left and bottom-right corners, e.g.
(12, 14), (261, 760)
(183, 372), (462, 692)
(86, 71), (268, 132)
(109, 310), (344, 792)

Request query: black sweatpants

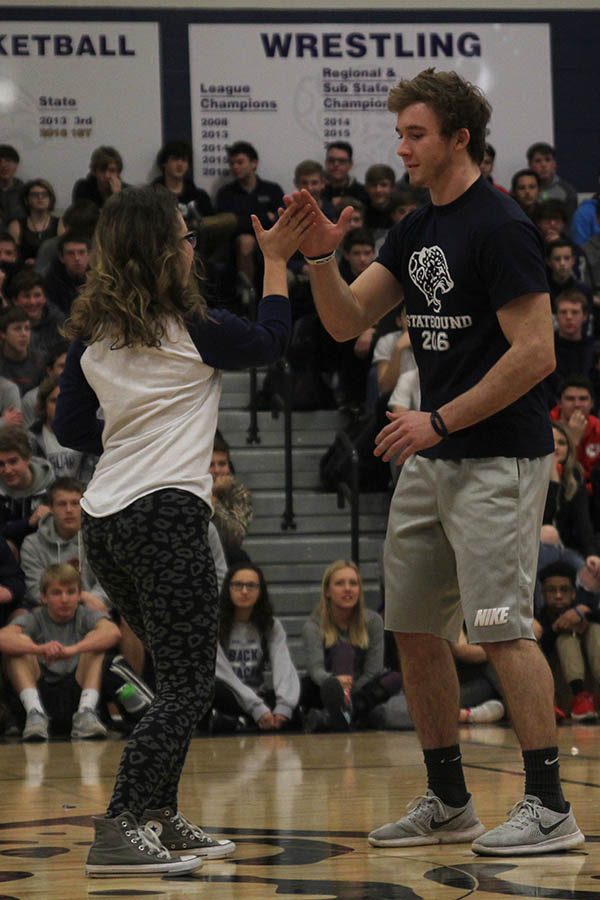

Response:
(82, 489), (218, 818)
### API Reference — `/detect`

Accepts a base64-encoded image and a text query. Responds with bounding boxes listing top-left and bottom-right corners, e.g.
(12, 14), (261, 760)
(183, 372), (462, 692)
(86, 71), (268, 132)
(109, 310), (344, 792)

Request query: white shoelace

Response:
(504, 798), (541, 831)
(125, 824), (170, 858)
(172, 811), (211, 842)
(405, 793), (446, 821)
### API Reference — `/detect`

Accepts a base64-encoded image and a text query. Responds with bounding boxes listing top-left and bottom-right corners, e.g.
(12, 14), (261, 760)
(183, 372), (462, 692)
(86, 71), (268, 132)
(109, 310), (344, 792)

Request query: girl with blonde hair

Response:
(302, 559), (406, 731)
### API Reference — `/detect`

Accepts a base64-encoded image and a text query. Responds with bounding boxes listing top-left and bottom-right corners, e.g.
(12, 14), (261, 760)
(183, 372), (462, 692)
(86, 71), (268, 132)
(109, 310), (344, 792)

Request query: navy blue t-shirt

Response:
(376, 176), (553, 460)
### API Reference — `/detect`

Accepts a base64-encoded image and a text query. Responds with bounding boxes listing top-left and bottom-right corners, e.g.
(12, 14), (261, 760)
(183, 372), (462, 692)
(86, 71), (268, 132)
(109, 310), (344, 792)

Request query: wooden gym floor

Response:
(0, 722), (598, 899)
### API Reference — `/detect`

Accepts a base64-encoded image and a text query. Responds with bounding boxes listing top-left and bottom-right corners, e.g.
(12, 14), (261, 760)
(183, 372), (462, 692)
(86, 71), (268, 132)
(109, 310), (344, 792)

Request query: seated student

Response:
(21, 339), (68, 429)
(550, 376), (600, 492)
(546, 291), (595, 403)
(0, 532), (26, 627)
(322, 141), (369, 208)
(210, 430), (252, 565)
(0, 145), (24, 226)
(388, 187), (423, 225)
(9, 268), (65, 360)
(8, 179), (60, 268)
(287, 160), (336, 282)
(451, 629), (505, 724)
(72, 145), (128, 210)
(44, 231), (91, 315)
(0, 307), (45, 397)
(20, 477), (107, 611)
(535, 561), (600, 722)
(479, 143), (508, 193)
(28, 375), (96, 483)
(546, 239), (594, 326)
(0, 375), (22, 428)
(371, 305), (416, 405)
(0, 562), (120, 740)
(213, 561), (300, 732)
(35, 200), (99, 278)
(0, 425), (53, 549)
(364, 164), (396, 237)
(544, 422), (598, 560)
(302, 560), (405, 732)
(335, 229), (377, 410)
(0, 232), (20, 307)
(527, 141), (578, 222)
(510, 168), (541, 220)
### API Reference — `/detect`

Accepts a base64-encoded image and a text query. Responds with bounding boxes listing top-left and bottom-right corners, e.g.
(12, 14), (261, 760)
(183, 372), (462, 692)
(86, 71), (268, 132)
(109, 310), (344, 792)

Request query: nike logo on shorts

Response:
(538, 815), (571, 835)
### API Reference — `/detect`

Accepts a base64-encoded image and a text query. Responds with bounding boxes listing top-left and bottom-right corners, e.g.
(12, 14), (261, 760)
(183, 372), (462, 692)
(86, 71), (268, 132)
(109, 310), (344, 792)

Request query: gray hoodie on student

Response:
(19, 511), (106, 605)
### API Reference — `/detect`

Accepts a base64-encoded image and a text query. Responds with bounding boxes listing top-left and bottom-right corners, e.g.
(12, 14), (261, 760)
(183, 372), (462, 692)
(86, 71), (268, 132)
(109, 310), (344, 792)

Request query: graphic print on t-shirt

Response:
(408, 245), (454, 313)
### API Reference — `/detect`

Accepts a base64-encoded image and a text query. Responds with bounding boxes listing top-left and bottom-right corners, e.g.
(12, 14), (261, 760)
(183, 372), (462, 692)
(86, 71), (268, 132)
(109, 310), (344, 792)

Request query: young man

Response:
(527, 142), (578, 223)
(322, 141), (369, 208)
(510, 168), (541, 219)
(20, 477), (108, 611)
(9, 269), (65, 358)
(216, 141), (283, 304)
(0, 562), (120, 740)
(286, 68), (582, 855)
(0, 425), (54, 548)
(44, 232), (91, 315)
(0, 145), (24, 225)
(72, 146), (127, 210)
(0, 307), (45, 397)
(479, 143), (508, 193)
(536, 561), (600, 722)
(0, 231), (20, 306)
(364, 164), (397, 234)
(21, 339), (68, 429)
(546, 239), (593, 314)
(546, 289), (595, 404)
(550, 375), (600, 487)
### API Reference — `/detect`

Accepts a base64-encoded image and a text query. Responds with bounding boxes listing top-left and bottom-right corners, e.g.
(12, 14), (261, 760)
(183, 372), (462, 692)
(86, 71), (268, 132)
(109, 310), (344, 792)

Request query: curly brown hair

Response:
(387, 68), (491, 164)
(63, 185), (205, 348)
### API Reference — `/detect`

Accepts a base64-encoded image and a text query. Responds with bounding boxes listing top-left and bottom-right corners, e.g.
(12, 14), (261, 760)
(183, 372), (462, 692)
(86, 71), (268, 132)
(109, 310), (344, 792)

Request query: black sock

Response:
(423, 745), (469, 808)
(570, 679), (584, 695)
(523, 747), (568, 812)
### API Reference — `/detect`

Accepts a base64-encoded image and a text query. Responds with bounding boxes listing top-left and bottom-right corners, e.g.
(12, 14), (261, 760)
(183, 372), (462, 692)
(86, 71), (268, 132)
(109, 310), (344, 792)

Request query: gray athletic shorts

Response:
(383, 454), (552, 644)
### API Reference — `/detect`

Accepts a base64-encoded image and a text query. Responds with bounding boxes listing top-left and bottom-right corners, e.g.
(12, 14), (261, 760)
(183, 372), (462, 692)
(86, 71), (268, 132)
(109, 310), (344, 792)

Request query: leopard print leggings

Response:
(82, 489), (218, 818)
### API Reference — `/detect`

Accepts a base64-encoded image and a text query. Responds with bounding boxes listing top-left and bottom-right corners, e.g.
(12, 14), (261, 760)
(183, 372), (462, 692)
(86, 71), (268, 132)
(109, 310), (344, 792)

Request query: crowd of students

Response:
(0, 135), (599, 741)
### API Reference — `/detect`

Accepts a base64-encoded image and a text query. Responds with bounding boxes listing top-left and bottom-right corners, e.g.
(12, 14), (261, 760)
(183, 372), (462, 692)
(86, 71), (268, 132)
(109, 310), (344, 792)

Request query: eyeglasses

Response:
(181, 230), (197, 248)
(230, 581), (260, 592)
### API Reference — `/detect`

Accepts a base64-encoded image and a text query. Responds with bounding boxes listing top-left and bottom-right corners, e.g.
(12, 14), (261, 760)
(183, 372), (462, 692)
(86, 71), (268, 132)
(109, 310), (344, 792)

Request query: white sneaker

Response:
(368, 790), (485, 847)
(466, 699), (505, 723)
(22, 709), (49, 742)
(472, 795), (585, 856)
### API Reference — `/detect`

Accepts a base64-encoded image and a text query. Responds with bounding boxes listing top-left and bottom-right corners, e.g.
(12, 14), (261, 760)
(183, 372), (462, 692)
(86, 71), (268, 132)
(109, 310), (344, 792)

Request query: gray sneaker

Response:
(472, 795), (585, 856)
(141, 807), (236, 859)
(85, 810), (203, 877)
(72, 709), (108, 740)
(368, 790), (486, 847)
(22, 709), (49, 742)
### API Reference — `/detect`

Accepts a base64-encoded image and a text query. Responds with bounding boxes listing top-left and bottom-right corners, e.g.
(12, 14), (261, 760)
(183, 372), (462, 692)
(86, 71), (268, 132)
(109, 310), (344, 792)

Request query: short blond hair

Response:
(40, 563), (81, 595)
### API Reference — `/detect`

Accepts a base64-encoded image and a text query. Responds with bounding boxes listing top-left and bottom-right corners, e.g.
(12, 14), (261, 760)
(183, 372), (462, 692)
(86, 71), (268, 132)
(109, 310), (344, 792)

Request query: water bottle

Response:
(116, 683), (149, 715)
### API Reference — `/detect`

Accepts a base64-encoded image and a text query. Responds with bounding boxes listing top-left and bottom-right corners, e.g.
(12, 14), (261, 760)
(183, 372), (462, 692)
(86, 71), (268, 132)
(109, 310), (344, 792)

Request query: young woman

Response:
(213, 562), (300, 731)
(54, 184), (310, 877)
(302, 559), (406, 731)
(8, 179), (59, 266)
(543, 422), (598, 559)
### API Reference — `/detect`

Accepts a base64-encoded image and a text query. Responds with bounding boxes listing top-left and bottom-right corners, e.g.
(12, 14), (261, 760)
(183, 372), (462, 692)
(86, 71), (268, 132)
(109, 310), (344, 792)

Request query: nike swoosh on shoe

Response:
(538, 815), (571, 835)
(430, 811), (466, 830)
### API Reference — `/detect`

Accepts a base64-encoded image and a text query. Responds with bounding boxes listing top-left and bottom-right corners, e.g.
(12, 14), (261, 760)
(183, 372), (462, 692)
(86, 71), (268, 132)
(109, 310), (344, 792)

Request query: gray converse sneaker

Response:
(85, 811), (203, 877)
(72, 709), (108, 740)
(22, 709), (49, 742)
(471, 795), (585, 856)
(368, 790), (486, 847)
(141, 807), (236, 859)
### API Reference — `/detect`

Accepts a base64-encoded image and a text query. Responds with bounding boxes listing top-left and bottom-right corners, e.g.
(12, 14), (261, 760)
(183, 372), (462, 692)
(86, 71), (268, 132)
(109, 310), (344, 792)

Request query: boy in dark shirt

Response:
(0, 307), (44, 397)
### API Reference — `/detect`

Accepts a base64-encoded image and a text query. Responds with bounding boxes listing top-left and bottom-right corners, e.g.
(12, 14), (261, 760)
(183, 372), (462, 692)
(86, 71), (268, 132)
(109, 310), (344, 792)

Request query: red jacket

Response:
(550, 406), (600, 485)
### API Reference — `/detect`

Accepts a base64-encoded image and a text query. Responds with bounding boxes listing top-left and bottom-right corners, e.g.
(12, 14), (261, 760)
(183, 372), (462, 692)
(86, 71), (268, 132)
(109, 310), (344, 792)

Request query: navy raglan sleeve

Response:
(187, 295), (291, 370)
(54, 340), (104, 456)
